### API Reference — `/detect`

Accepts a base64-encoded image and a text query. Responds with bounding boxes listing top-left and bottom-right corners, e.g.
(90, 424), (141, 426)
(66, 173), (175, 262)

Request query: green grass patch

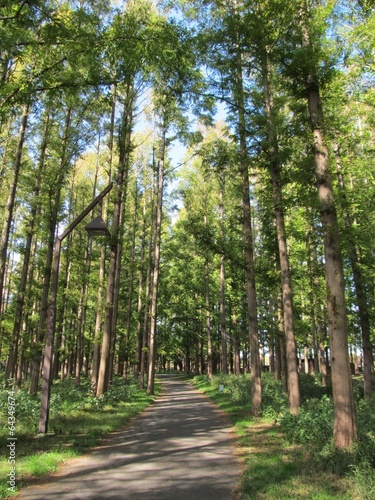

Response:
(0, 376), (160, 499)
(191, 374), (365, 499)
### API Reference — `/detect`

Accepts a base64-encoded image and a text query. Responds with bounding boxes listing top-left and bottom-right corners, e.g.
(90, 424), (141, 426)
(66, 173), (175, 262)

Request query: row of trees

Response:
(0, 0), (374, 448)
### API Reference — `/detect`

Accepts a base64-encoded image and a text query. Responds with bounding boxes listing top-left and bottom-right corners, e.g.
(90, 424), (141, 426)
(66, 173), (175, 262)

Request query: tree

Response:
(283, 0), (358, 448)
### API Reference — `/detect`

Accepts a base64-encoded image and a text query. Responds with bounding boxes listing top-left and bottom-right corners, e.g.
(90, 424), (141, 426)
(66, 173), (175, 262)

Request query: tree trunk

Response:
(234, 37), (262, 415)
(91, 89), (115, 394)
(262, 49), (300, 413)
(205, 254), (213, 378)
(75, 241), (89, 387)
(334, 145), (373, 399)
(97, 86), (133, 398)
(306, 83), (357, 448)
(134, 195), (147, 378)
(1, 104), (29, 326)
(140, 228), (152, 389)
(107, 194), (126, 387)
(203, 181), (214, 379)
(147, 124), (166, 396)
(147, 120), (167, 395)
(30, 108), (72, 395)
(123, 185), (139, 377)
(219, 175), (227, 374)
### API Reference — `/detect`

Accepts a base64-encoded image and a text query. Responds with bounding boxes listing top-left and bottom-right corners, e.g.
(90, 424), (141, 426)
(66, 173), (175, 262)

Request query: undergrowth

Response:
(0, 375), (159, 499)
(192, 372), (375, 499)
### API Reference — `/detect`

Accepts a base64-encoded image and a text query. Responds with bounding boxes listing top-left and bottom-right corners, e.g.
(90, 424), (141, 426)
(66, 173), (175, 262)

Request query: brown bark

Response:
(205, 255), (213, 378)
(1, 104), (29, 332)
(30, 108), (72, 395)
(306, 83), (357, 447)
(203, 182), (213, 379)
(97, 86), (133, 398)
(334, 145), (373, 399)
(75, 241), (89, 387)
(233, 35), (262, 415)
(140, 179), (155, 389)
(123, 185), (139, 377)
(140, 225), (152, 389)
(262, 49), (300, 413)
(219, 176), (227, 374)
(134, 195), (147, 378)
(91, 90), (115, 394)
(147, 123), (166, 396)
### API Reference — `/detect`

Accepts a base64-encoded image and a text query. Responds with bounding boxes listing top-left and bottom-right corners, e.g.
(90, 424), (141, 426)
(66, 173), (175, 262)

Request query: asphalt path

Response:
(17, 375), (242, 499)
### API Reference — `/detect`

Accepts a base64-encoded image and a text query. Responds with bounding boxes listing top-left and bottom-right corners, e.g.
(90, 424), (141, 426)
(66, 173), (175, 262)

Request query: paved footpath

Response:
(17, 375), (242, 500)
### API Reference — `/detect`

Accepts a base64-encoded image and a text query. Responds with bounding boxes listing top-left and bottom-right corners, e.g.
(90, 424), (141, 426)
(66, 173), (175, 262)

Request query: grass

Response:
(191, 374), (357, 500)
(0, 376), (160, 499)
(1, 372), (373, 499)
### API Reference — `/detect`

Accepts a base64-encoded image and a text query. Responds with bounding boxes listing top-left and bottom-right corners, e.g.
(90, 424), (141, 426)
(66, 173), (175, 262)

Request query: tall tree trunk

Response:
(97, 86), (133, 397)
(30, 108), (72, 395)
(107, 194), (126, 386)
(75, 240), (89, 387)
(277, 290), (288, 392)
(140, 227), (152, 389)
(6, 107), (45, 381)
(54, 170), (78, 381)
(91, 89), (115, 394)
(305, 70), (357, 448)
(262, 49), (300, 413)
(1, 104), (29, 325)
(235, 46), (262, 414)
(334, 145), (373, 399)
(219, 175), (227, 374)
(134, 194), (147, 378)
(147, 124), (166, 396)
(140, 178), (155, 389)
(203, 183), (213, 379)
(205, 254), (213, 378)
(123, 185), (139, 377)
(54, 235), (72, 381)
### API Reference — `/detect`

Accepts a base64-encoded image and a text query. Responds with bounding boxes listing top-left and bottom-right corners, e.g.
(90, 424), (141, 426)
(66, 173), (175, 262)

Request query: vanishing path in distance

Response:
(17, 375), (242, 499)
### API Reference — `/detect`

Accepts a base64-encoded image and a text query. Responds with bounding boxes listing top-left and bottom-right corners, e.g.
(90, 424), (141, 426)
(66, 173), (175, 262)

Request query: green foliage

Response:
(191, 373), (354, 499)
(351, 461), (375, 500)
(193, 372), (375, 498)
(260, 375), (289, 419)
(280, 395), (334, 445)
(0, 384), (40, 435)
(280, 387), (375, 497)
(0, 376), (158, 499)
(198, 373), (288, 419)
(298, 372), (332, 400)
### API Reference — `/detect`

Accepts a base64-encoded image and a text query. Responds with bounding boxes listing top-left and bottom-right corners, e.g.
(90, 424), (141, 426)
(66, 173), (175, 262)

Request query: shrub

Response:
(351, 461), (375, 500)
(280, 395), (334, 446)
(260, 374), (288, 419)
(298, 373), (332, 401)
(207, 373), (288, 418)
(356, 395), (375, 467)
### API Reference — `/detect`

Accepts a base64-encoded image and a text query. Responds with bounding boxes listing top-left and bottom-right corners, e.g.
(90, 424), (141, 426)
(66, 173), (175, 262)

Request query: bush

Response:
(261, 374), (288, 419)
(280, 395), (334, 446)
(0, 375), (144, 437)
(356, 395), (375, 467)
(206, 373), (288, 419)
(298, 373), (332, 401)
(351, 461), (375, 500)
(0, 386), (40, 435)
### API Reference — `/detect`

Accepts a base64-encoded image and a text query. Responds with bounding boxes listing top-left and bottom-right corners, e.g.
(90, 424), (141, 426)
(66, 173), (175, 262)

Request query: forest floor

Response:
(11, 374), (241, 500)
(1, 373), (361, 499)
(191, 376), (355, 499)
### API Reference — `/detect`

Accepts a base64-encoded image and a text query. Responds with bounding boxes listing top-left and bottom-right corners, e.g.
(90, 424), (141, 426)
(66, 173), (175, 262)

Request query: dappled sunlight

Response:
(17, 376), (241, 500)
(237, 421), (352, 499)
